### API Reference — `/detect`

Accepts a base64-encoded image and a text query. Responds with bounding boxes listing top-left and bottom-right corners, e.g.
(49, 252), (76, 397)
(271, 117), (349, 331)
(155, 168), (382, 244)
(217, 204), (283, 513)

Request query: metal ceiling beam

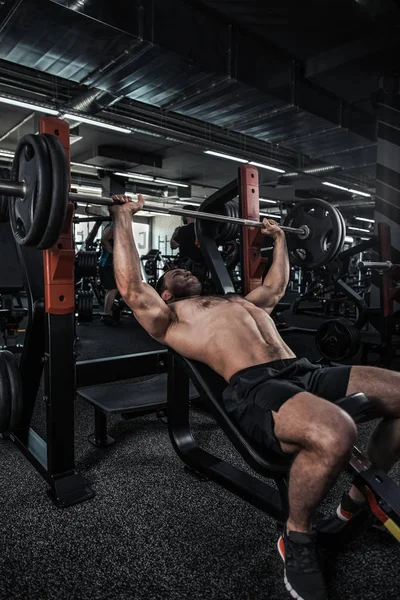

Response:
(45, 0), (377, 142)
(305, 20), (400, 79)
(145, 1), (377, 142)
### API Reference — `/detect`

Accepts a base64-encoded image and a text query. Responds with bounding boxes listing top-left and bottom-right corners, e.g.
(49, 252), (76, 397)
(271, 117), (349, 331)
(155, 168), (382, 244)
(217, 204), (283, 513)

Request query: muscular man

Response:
(111, 195), (400, 600)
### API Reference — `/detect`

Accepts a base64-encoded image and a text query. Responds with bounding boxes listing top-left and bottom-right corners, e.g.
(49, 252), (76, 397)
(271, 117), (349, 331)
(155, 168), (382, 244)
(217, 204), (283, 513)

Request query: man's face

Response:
(163, 269), (202, 301)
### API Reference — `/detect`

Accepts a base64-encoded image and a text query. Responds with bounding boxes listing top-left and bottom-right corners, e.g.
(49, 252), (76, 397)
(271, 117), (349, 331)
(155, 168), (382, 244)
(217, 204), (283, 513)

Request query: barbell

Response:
(0, 133), (346, 269)
(0, 176), (306, 235)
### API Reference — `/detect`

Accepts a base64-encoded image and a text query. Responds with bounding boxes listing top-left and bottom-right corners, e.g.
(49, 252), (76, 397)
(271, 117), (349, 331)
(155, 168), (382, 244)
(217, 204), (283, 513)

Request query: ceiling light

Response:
(71, 161), (101, 171)
(260, 212), (282, 219)
(114, 171), (154, 181)
(73, 185), (103, 195)
(204, 150), (248, 163)
(348, 189), (371, 198)
(322, 181), (372, 197)
(175, 200), (201, 206)
(0, 150), (14, 160)
(259, 198), (278, 204)
(355, 216), (374, 223)
(348, 226), (370, 233)
(361, 237), (371, 241)
(249, 161), (285, 174)
(154, 178), (189, 188)
(62, 113), (131, 133)
(0, 96), (59, 115)
(130, 127), (162, 138)
(322, 182), (349, 192)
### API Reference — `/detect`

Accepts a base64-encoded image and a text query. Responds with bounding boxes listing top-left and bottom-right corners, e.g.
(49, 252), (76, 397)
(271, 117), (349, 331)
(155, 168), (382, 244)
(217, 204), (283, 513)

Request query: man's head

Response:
(182, 204), (197, 226)
(156, 268), (202, 303)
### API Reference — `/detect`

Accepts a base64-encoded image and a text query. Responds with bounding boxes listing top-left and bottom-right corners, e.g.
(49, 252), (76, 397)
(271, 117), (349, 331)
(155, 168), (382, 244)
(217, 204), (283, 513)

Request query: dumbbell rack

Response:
(8, 117), (94, 507)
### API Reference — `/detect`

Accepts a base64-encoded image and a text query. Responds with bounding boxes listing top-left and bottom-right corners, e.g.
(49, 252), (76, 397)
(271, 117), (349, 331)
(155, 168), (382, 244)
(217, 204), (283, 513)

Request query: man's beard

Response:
(174, 278), (202, 298)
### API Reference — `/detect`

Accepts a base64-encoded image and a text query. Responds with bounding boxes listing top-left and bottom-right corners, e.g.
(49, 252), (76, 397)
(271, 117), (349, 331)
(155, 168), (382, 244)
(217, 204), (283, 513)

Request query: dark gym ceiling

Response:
(0, 0), (399, 229)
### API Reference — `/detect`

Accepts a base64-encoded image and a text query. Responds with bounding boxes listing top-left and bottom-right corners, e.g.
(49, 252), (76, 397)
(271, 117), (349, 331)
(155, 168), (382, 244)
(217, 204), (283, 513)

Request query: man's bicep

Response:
(245, 286), (280, 312)
(125, 283), (172, 340)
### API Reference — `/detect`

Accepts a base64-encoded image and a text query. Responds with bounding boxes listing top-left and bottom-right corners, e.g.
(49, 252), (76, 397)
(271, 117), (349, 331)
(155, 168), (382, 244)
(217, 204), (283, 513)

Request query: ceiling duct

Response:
(66, 88), (117, 115)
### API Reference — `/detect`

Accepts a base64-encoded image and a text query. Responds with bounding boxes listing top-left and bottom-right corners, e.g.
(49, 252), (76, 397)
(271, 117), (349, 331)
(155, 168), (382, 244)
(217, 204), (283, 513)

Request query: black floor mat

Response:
(1, 315), (400, 600)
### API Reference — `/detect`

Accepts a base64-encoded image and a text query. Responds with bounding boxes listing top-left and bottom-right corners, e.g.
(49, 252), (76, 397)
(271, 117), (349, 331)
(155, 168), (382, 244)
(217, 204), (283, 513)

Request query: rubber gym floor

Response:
(1, 313), (399, 600)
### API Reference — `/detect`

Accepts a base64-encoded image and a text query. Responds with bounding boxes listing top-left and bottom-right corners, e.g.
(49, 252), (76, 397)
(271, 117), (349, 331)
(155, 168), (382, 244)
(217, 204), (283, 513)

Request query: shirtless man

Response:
(111, 195), (400, 600)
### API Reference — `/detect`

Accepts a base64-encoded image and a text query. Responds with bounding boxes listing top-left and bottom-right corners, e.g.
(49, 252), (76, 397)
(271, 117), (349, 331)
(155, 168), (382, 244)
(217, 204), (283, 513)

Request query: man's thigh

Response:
(273, 391), (356, 455)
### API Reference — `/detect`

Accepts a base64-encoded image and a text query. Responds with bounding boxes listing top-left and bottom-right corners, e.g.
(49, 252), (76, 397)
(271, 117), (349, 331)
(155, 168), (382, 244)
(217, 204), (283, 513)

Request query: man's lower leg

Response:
(287, 447), (351, 532)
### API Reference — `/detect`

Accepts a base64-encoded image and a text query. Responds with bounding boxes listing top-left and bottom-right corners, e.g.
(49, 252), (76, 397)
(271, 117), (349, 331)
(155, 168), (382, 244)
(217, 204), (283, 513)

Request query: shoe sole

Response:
(277, 537), (305, 600)
(336, 505), (353, 522)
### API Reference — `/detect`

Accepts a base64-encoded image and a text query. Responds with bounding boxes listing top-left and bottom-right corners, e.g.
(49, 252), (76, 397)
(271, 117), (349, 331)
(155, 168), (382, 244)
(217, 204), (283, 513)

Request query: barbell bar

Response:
(0, 180), (309, 238)
(359, 261), (393, 272)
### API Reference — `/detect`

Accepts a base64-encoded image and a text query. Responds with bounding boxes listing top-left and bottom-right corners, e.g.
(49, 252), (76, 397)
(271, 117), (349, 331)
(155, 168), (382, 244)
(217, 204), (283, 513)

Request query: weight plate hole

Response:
(59, 295), (65, 302)
(16, 218), (25, 237)
(57, 243), (63, 249)
(24, 145), (34, 161)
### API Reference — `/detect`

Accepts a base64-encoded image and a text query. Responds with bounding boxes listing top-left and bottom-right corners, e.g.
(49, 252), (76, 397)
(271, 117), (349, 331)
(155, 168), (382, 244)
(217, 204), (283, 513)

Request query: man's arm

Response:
(111, 196), (173, 341)
(101, 225), (114, 253)
(245, 219), (289, 313)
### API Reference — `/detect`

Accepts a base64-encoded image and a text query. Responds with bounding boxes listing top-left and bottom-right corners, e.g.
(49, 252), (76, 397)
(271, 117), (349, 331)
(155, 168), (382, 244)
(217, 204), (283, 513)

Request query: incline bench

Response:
(167, 350), (400, 541)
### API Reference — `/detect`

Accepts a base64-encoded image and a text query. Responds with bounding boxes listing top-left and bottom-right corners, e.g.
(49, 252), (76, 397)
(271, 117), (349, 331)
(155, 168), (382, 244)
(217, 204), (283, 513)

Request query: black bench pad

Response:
(78, 373), (198, 414)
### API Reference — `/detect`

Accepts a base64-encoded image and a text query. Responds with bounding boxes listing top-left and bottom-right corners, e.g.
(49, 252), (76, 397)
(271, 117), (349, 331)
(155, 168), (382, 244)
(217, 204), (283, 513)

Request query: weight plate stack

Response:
(0, 167), (11, 223)
(315, 317), (361, 362)
(76, 290), (94, 323)
(75, 251), (98, 279)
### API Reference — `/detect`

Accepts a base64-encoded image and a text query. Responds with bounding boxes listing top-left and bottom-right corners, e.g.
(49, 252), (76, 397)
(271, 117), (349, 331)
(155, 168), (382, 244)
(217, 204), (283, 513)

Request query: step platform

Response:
(78, 373), (199, 447)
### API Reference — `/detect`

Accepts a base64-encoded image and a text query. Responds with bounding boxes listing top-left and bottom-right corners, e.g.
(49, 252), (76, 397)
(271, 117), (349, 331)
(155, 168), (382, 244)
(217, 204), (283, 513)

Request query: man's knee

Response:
(312, 418), (356, 465)
(276, 391), (357, 461)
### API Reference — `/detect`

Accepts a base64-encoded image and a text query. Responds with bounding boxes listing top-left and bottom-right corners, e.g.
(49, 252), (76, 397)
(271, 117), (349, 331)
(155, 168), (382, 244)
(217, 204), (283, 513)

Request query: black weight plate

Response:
(37, 134), (69, 249)
(10, 135), (52, 246)
(331, 207), (346, 262)
(314, 258), (343, 287)
(283, 198), (343, 270)
(316, 317), (360, 361)
(0, 351), (11, 433)
(0, 167), (11, 222)
(0, 350), (23, 432)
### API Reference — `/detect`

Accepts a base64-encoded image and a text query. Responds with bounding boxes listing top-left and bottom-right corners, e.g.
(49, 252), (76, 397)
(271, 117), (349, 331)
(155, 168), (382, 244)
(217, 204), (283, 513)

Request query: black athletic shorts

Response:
(222, 358), (352, 457)
(99, 265), (117, 290)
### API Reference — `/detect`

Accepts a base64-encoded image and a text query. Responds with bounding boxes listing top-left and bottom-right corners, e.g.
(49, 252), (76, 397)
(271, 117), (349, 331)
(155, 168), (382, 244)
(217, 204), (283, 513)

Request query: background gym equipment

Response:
(315, 317), (361, 362)
(0, 134), (345, 271)
(76, 290), (94, 323)
(75, 251), (98, 280)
